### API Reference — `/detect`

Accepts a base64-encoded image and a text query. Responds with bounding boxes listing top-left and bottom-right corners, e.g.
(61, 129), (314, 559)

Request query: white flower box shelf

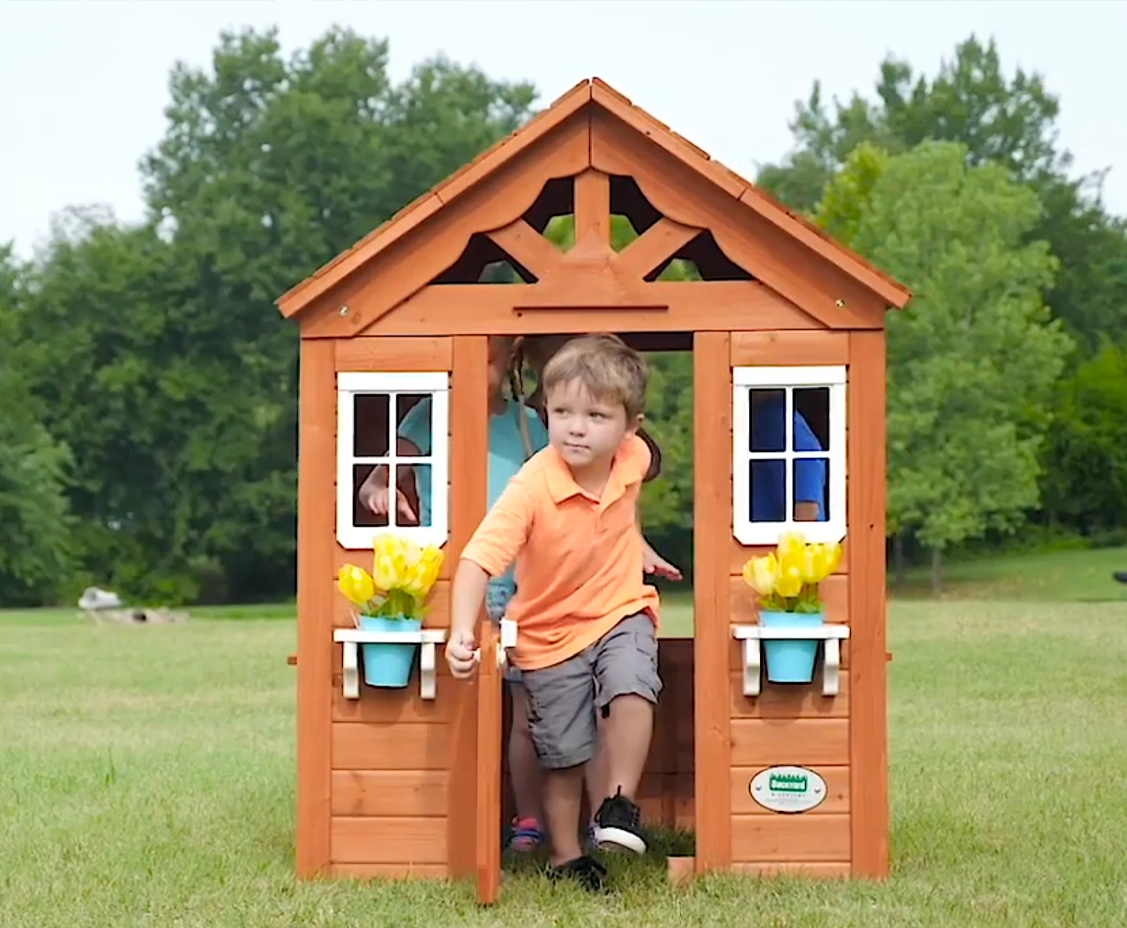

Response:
(731, 624), (851, 698)
(333, 628), (448, 700)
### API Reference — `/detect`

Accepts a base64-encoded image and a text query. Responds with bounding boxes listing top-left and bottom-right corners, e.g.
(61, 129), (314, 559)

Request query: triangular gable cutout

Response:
(276, 78), (910, 337)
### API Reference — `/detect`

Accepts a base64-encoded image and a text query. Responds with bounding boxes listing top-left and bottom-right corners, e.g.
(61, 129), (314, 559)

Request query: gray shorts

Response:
(520, 612), (662, 769)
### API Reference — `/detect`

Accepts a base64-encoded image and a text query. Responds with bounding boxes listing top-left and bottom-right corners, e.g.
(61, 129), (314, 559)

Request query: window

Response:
(732, 365), (846, 546)
(336, 371), (450, 549)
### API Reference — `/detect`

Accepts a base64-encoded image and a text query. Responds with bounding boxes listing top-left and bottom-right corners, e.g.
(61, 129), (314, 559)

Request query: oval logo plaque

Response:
(749, 765), (827, 814)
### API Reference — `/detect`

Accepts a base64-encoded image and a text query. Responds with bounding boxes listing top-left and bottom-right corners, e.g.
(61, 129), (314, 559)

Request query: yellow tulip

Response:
(337, 565), (376, 607)
(776, 564), (804, 598)
(824, 542), (843, 576)
(742, 552), (779, 596)
(401, 550), (442, 599)
(798, 547), (822, 584)
(776, 531), (807, 562)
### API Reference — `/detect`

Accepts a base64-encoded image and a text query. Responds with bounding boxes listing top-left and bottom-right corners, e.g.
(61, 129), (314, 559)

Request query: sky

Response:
(2, 0), (1125, 260)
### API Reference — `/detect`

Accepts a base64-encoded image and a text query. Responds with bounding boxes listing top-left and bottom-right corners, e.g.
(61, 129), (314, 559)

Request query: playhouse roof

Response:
(275, 78), (911, 320)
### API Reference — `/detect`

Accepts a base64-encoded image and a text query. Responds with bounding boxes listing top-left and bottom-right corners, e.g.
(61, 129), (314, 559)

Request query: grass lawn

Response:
(3, 586), (1126, 926)
(892, 544), (1127, 602)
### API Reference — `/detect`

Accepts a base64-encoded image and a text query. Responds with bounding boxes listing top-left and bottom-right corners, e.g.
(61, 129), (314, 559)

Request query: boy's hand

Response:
(363, 485), (417, 523)
(445, 628), (479, 679)
(643, 544), (683, 581)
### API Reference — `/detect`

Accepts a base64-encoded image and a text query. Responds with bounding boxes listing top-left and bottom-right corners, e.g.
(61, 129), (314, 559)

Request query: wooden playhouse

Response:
(276, 77), (912, 902)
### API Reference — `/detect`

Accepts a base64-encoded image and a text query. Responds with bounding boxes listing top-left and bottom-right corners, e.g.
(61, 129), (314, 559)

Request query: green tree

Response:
(1040, 339), (1127, 538)
(759, 35), (1127, 355)
(0, 245), (74, 605)
(17, 27), (540, 604)
(820, 141), (1073, 592)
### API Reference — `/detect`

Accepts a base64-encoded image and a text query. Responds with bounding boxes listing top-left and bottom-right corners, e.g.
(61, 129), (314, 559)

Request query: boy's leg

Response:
(582, 714), (608, 846)
(521, 651), (600, 870)
(590, 612), (662, 854)
(505, 674), (546, 850)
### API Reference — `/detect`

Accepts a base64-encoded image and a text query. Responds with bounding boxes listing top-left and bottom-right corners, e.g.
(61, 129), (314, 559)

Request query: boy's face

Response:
(545, 378), (641, 471)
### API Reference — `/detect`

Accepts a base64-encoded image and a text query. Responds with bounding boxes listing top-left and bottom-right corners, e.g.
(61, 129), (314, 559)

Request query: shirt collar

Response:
(543, 444), (631, 508)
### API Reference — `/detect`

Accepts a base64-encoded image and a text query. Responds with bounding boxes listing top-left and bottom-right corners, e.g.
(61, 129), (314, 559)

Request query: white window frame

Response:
(732, 364), (846, 546)
(337, 371), (449, 550)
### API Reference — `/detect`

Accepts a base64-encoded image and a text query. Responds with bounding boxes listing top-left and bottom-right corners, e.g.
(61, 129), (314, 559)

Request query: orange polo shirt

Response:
(460, 434), (661, 671)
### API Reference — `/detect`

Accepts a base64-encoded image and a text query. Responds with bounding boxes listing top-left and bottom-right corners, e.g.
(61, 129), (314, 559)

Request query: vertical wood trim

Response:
(573, 168), (611, 247)
(295, 338), (336, 877)
(693, 332), (732, 872)
(847, 331), (889, 877)
(446, 336), (490, 881)
(476, 621), (503, 903)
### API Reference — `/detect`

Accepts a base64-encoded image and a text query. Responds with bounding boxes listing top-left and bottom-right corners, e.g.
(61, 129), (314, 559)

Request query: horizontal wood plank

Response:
(730, 330), (850, 367)
(730, 765), (849, 815)
(731, 861), (851, 878)
(732, 812), (851, 862)
(331, 770), (448, 817)
(730, 718), (850, 767)
(330, 862), (448, 880)
(369, 281), (823, 336)
(729, 670), (850, 718)
(335, 337), (453, 371)
(331, 816), (447, 864)
(332, 722), (451, 770)
(332, 680), (452, 723)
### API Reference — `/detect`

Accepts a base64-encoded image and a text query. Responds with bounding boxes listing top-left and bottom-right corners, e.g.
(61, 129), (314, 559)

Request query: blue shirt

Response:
(750, 396), (827, 523)
(398, 396), (549, 594)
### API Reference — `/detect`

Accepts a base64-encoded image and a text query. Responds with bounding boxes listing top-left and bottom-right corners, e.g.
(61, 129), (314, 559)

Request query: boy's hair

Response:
(541, 333), (648, 419)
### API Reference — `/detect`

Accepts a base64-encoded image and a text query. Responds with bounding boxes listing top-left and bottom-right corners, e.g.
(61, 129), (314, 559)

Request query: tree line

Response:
(1, 28), (1125, 606)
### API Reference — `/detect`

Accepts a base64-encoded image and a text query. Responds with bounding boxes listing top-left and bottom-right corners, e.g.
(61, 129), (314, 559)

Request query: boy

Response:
(446, 333), (661, 891)
(358, 335), (553, 852)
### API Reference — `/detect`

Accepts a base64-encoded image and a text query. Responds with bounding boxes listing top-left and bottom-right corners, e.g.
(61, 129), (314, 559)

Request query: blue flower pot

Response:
(358, 615), (422, 689)
(759, 611), (824, 684)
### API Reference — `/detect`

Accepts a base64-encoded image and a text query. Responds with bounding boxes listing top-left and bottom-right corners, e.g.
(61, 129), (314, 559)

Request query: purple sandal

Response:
(508, 816), (545, 852)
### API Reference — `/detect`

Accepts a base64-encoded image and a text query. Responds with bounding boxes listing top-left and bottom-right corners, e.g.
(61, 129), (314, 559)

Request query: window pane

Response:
(396, 393), (431, 457)
(748, 388), (787, 452)
(353, 393), (390, 457)
(748, 458), (787, 523)
(391, 462), (432, 528)
(792, 457), (830, 523)
(793, 387), (830, 451)
(352, 463), (388, 529)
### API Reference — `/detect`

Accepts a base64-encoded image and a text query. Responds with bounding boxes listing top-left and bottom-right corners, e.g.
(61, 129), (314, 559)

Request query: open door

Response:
(475, 621), (503, 904)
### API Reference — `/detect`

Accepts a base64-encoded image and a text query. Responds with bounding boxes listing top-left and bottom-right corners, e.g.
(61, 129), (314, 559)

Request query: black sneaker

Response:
(546, 854), (608, 892)
(1113, 571), (1127, 584)
(592, 786), (647, 854)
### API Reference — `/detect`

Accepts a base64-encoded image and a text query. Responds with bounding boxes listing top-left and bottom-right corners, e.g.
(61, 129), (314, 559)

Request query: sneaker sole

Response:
(592, 825), (646, 855)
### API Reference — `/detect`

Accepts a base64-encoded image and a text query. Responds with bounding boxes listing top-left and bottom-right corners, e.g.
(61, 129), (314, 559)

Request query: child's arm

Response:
(629, 431), (682, 580)
(446, 475), (535, 678)
(638, 504), (683, 581)
(446, 560), (492, 678)
(358, 436), (422, 521)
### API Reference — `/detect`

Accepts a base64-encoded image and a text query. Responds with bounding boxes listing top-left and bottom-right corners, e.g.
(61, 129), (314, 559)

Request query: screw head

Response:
(339, 305), (350, 317)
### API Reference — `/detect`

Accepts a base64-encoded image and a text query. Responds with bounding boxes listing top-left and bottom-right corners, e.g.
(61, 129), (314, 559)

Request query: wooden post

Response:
(295, 339), (336, 877)
(847, 331), (890, 877)
(693, 331), (732, 872)
(446, 336), (491, 880)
